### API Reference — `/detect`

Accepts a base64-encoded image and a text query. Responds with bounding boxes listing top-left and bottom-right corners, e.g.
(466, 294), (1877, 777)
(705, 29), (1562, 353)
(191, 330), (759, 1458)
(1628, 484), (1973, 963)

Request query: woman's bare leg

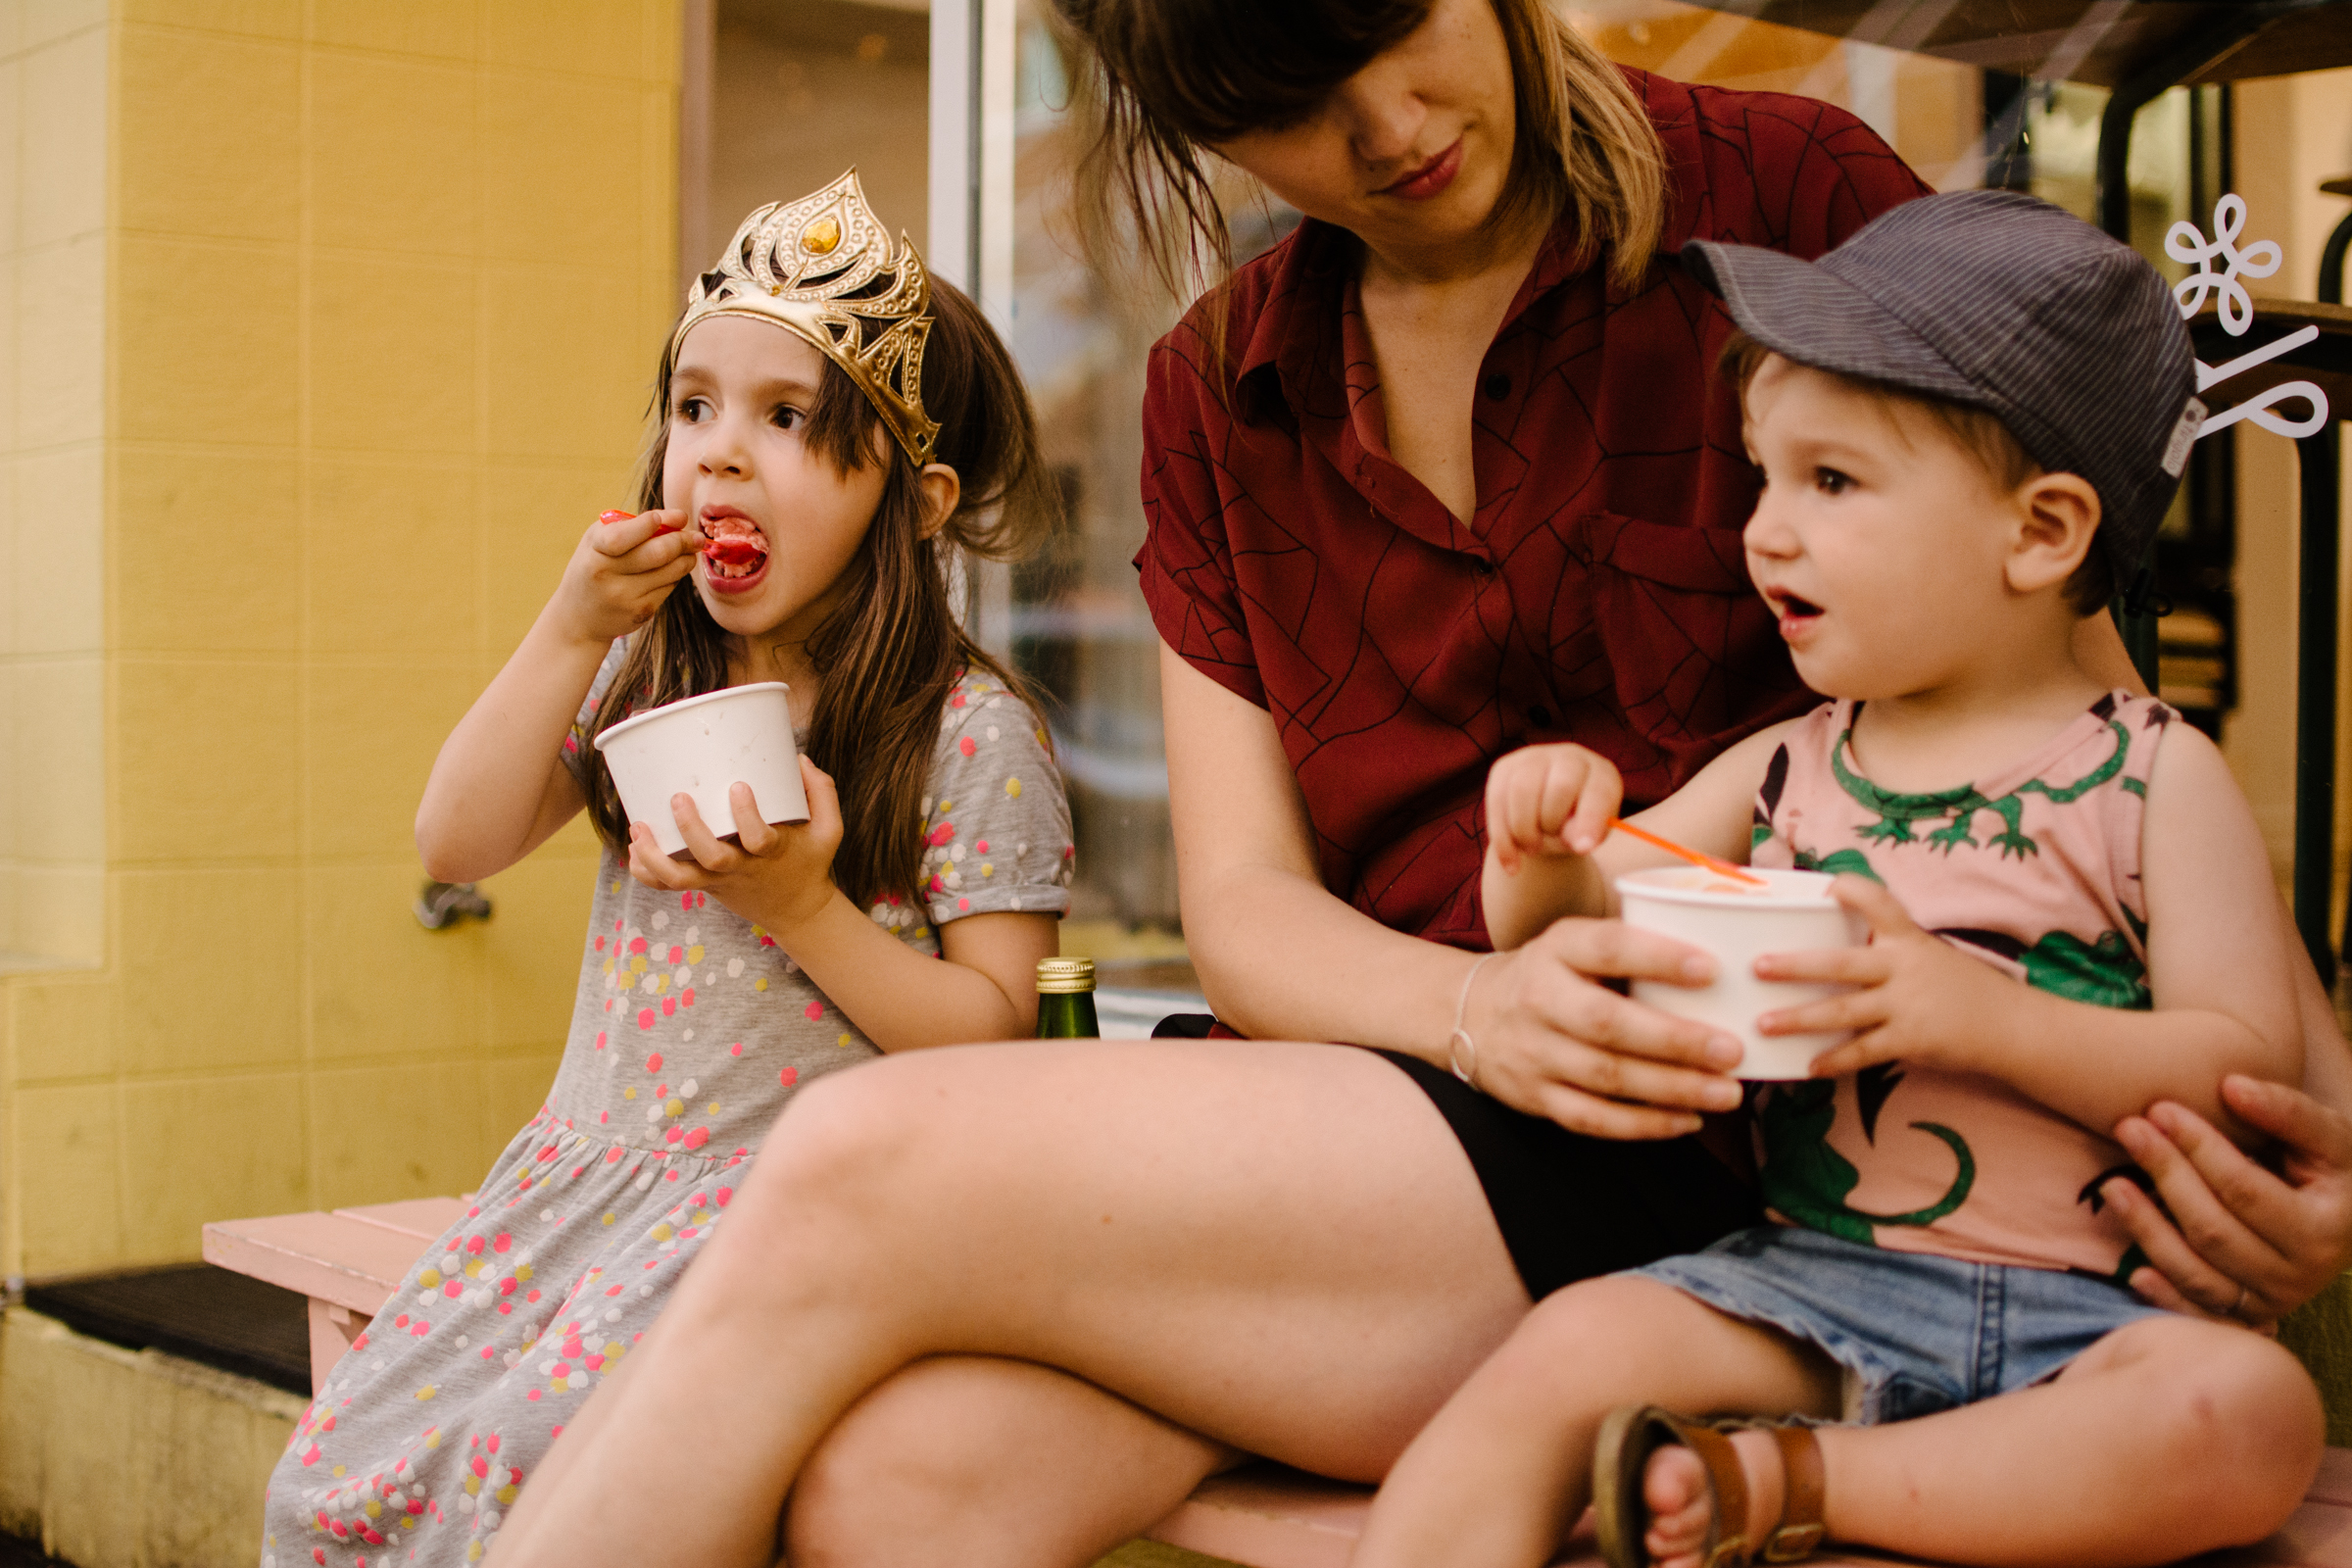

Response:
(492, 1039), (1532, 1568)
(1641, 1316), (2321, 1568)
(786, 1355), (1237, 1568)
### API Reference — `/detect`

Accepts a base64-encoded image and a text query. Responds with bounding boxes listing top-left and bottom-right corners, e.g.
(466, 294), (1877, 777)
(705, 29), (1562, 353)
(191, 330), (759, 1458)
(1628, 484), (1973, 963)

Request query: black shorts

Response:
(1149, 1014), (1759, 1299)
(1374, 1050), (1761, 1299)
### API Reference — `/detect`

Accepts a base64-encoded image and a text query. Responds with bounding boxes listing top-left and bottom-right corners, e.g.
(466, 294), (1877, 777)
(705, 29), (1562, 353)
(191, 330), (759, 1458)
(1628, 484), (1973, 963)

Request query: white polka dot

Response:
(727, 957), (745, 978)
(681, 1078), (700, 1097)
(681, 1028), (694, 1042)
(652, 911), (669, 929)
(540, 1208), (556, 1222)
(684, 926), (699, 943)
(673, 965), (691, 986)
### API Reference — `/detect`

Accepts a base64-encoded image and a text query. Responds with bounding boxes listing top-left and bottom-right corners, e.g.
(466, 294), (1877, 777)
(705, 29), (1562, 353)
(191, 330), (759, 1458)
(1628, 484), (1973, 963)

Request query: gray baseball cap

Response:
(1682, 189), (2201, 579)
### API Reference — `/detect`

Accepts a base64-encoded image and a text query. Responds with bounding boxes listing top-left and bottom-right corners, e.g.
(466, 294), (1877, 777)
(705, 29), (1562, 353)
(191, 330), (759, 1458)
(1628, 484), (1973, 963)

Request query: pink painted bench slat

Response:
(202, 1200), (2352, 1568)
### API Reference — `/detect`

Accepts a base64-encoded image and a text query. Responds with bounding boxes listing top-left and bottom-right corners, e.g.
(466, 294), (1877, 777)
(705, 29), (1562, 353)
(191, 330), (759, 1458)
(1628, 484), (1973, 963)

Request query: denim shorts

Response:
(1629, 1225), (2170, 1425)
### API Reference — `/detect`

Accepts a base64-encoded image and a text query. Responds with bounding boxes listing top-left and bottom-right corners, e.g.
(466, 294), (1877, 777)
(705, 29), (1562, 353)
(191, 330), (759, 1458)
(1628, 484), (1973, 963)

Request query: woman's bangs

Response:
(1109, 0), (1430, 140)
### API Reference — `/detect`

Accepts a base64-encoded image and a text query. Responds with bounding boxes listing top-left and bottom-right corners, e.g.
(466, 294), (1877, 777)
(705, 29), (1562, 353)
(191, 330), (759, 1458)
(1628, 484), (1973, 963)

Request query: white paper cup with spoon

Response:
(593, 683), (811, 856)
(1614, 866), (1867, 1080)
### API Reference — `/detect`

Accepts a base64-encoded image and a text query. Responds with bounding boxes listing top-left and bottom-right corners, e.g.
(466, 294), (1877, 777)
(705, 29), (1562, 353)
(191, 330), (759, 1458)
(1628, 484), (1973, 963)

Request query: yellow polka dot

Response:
(751, 924), (766, 939)
(464, 1260), (484, 1279)
(666, 1098), (684, 1116)
(693, 1208), (712, 1224)
(755, 976), (768, 991)
(937, 800), (953, 814)
(688, 945), (705, 963)
(651, 1222), (674, 1242)
(655, 975), (668, 993)
(514, 1263), (533, 1282)
(333, 1465), (347, 1476)
(1004, 777), (1022, 798)
(425, 1430), (442, 1446)
(609, 880), (620, 894)
(837, 1032), (853, 1048)
(1036, 728), (1047, 746)
(402, 1517), (417, 1531)
(603, 958), (615, 974)
(366, 1500), (383, 1519)
(981, 862), (994, 877)
(415, 1387), (437, 1401)
(466, 1476), (481, 1496)
(630, 956), (647, 973)
(603, 1211), (617, 1226)
(708, 1101), (721, 1114)
(497, 1484), (518, 1505)
(623, 1087), (637, 1101)
(469, 1541), (486, 1562)
(604, 1339), (625, 1358)
(417, 1268), (442, 1288)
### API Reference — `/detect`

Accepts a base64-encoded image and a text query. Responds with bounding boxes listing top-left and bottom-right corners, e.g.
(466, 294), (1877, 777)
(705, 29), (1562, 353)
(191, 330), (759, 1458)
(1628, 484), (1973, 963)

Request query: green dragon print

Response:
(1939, 926), (2151, 1010)
(1830, 716), (2131, 859)
(1757, 1075), (1976, 1247)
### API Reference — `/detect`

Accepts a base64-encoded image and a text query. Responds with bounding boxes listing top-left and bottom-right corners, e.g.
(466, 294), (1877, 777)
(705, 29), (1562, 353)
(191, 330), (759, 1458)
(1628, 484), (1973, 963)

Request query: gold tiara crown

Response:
(672, 170), (940, 465)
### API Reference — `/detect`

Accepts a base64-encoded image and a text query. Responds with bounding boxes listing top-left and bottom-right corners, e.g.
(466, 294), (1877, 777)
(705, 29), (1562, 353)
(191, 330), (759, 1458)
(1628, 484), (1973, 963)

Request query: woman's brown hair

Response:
(1052, 0), (1667, 318)
(582, 277), (1056, 907)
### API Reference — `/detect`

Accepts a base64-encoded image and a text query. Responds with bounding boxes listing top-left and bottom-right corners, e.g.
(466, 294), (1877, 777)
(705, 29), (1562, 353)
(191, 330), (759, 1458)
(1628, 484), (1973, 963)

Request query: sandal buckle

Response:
(1762, 1523), (1823, 1562)
(1704, 1533), (1751, 1568)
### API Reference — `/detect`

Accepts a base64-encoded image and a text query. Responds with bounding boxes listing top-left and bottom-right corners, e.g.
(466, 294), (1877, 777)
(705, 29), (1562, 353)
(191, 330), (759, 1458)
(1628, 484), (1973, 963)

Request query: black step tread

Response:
(21, 1263), (311, 1396)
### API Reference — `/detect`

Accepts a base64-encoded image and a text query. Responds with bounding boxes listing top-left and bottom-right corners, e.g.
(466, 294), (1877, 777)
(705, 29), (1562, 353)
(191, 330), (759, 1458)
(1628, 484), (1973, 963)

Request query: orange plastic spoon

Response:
(1607, 817), (1768, 887)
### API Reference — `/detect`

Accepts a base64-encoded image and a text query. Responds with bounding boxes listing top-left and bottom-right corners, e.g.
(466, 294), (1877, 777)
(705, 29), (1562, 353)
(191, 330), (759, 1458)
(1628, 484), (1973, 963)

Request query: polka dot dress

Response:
(258, 655), (1072, 1568)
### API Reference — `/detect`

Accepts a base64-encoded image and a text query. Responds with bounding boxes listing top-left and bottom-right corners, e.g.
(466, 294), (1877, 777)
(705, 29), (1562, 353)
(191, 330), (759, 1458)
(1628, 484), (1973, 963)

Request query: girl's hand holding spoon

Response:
(550, 509), (710, 645)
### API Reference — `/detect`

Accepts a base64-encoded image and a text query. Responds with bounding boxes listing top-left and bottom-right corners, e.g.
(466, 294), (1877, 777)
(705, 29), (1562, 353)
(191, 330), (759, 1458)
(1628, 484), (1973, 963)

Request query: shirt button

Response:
(1483, 373), (1512, 401)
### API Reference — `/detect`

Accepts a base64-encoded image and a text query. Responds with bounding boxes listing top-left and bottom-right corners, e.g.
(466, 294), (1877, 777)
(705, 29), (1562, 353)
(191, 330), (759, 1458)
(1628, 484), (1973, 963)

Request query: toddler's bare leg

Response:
(1645, 1315), (2322, 1568)
(1353, 1276), (1840, 1568)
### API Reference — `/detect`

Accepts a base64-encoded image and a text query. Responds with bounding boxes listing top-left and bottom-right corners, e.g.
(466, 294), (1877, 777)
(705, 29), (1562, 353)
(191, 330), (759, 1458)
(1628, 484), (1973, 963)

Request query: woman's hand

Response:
(548, 508), (708, 647)
(2100, 1078), (2352, 1330)
(625, 758), (846, 935)
(1462, 920), (1746, 1141)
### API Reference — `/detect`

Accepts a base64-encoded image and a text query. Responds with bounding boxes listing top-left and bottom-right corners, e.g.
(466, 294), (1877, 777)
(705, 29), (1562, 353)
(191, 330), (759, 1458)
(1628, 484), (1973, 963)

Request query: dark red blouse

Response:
(1135, 70), (1930, 953)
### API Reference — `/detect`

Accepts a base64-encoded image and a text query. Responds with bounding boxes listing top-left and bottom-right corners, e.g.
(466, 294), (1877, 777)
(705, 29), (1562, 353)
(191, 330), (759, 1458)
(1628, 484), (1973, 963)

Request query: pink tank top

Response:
(1747, 692), (2175, 1280)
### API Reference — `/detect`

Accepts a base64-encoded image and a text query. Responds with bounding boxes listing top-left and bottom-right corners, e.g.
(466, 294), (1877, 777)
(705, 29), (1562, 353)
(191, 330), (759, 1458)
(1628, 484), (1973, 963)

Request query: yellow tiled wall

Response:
(0, 0), (681, 1279)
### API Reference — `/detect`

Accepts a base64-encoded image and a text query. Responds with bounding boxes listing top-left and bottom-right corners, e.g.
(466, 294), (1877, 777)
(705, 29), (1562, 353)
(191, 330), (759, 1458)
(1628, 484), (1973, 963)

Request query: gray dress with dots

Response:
(258, 653), (1072, 1568)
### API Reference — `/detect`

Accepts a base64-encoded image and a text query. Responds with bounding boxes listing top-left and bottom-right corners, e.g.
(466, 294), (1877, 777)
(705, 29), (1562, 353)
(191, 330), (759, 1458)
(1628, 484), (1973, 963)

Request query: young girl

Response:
(259, 171), (1072, 1568)
(1350, 191), (2324, 1568)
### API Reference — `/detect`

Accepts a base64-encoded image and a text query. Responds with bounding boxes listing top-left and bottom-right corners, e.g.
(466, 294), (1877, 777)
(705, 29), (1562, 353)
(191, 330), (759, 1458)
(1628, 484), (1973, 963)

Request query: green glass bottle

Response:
(1035, 956), (1101, 1038)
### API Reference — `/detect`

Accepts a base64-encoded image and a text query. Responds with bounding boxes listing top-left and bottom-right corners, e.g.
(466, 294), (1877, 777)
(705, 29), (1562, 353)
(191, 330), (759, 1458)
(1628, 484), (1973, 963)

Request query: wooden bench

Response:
(204, 1200), (2352, 1568)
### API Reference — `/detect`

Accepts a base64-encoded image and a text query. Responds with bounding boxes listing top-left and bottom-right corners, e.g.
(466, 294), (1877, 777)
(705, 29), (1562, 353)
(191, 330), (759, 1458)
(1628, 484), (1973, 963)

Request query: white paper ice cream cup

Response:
(1615, 865), (1868, 1080)
(592, 682), (811, 857)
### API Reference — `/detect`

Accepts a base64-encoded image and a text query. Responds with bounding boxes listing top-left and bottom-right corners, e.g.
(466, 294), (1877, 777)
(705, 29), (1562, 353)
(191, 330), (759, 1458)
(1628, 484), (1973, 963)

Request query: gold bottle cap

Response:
(1036, 956), (1097, 994)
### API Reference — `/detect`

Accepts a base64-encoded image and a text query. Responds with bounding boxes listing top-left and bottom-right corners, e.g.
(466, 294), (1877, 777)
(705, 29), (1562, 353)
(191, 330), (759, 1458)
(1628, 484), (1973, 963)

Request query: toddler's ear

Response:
(917, 464), (962, 540)
(2006, 471), (2100, 596)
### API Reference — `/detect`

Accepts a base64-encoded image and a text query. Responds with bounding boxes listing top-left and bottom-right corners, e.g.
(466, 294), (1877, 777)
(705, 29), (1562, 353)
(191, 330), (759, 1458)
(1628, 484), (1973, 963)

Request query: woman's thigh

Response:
(731, 1037), (1532, 1479)
(786, 1355), (1237, 1568)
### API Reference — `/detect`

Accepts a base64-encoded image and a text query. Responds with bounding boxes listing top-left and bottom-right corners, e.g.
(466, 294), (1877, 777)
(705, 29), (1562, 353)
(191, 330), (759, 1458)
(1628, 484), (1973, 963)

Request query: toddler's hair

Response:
(1720, 331), (2114, 615)
(582, 275), (1058, 906)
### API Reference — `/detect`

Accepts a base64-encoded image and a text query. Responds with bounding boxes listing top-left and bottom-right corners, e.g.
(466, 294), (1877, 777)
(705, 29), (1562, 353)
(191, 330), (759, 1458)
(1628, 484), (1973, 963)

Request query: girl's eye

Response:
(674, 395), (711, 423)
(771, 405), (806, 431)
(1814, 467), (1852, 495)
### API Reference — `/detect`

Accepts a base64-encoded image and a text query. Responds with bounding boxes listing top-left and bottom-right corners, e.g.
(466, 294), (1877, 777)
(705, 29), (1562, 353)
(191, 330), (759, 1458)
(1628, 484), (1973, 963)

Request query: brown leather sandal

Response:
(1592, 1406), (1827, 1568)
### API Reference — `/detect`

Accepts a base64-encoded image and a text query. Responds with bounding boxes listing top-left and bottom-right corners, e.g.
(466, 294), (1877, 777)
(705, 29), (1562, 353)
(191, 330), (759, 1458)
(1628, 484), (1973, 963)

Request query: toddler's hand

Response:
(1485, 743), (1622, 875)
(1750, 875), (2019, 1077)
(548, 508), (710, 647)
(624, 757), (845, 935)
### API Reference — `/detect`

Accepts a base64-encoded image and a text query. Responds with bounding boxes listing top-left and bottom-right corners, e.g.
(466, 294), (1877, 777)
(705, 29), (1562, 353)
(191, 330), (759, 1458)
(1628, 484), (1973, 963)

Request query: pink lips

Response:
(1377, 137), (1465, 201)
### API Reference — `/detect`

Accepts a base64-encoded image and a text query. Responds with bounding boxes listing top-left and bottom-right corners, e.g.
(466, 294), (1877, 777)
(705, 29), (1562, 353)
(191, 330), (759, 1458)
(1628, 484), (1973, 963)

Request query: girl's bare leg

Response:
(786, 1355), (1237, 1568)
(492, 1039), (1533, 1568)
(1353, 1277), (1841, 1568)
(1642, 1315), (2322, 1568)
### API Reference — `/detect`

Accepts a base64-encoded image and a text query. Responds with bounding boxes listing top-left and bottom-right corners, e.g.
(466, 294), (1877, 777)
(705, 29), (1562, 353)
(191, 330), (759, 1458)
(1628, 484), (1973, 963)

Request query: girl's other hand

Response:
(1484, 743), (1622, 874)
(1462, 920), (1745, 1140)
(1754, 875), (2013, 1078)
(625, 756), (846, 935)
(2104, 1079), (2352, 1330)
(549, 508), (710, 647)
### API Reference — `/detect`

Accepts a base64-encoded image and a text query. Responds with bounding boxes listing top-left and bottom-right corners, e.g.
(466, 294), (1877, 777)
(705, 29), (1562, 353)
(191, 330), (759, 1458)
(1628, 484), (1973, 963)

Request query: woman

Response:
(496, 4), (2352, 1564)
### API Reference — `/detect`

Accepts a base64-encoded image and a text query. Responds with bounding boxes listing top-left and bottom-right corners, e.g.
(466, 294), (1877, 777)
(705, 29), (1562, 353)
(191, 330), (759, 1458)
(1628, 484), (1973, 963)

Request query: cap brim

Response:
(1683, 241), (1985, 409)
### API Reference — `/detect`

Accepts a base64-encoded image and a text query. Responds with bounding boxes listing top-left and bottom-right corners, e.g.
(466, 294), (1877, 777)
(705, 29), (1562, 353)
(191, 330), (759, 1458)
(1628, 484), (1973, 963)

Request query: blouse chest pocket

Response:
(1557, 512), (1804, 779)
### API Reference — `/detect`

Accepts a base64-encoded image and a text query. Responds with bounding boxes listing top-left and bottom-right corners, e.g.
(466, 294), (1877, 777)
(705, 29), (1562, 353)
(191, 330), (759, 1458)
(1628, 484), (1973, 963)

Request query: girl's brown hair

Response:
(583, 277), (1056, 906)
(1052, 0), (1667, 318)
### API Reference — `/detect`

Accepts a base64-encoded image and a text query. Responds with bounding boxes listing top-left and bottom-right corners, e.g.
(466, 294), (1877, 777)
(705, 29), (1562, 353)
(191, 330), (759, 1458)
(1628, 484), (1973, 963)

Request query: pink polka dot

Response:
(803, 1002), (823, 1020)
(629, 938), (649, 955)
(663, 1127), (682, 1145)
(715, 1186), (733, 1205)
(683, 1127), (710, 1150)
(667, 945), (684, 963)
(680, 893), (695, 910)
(594, 936), (606, 952)
(729, 1042), (743, 1056)
(661, 996), (678, 1017)
(975, 839), (990, 853)
(957, 898), (970, 911)
(958, 736), (976, 757)
(779, 1066), (800, 1087)
(594, 1031), (607, 1051)
(637, 1008), (656, 1030)
(645, 1052), (662, 1072)
(928, 822), (955, 846)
